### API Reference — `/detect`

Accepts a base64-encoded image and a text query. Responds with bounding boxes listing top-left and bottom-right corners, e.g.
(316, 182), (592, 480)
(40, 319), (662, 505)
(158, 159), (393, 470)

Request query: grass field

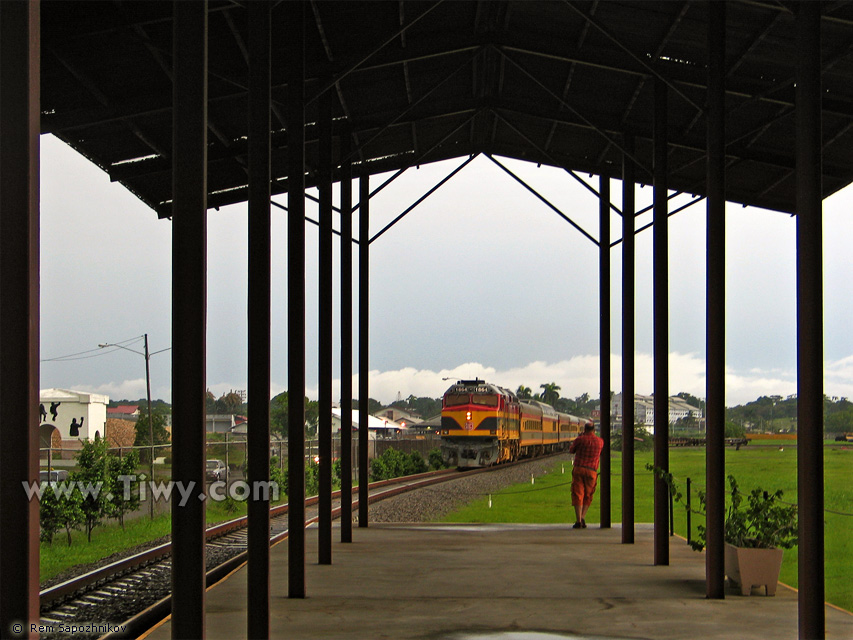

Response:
(40, 497), (249, 583)
(441, 445), (853, 613)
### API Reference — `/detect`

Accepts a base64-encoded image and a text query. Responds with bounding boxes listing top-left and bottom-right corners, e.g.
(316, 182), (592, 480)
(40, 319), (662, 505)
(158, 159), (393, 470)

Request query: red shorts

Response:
(571, 466), (598, 507)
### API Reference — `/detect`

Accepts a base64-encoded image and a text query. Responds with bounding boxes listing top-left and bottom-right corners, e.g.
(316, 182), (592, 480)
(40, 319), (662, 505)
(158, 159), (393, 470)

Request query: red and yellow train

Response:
(440, 379), (591, 468)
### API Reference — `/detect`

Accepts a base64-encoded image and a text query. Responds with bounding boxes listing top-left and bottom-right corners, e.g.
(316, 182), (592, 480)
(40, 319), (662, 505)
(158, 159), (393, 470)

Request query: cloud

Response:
(88, 378), (149, 401)
(341, 352), (853, 407)
(84, 353), (853, 408)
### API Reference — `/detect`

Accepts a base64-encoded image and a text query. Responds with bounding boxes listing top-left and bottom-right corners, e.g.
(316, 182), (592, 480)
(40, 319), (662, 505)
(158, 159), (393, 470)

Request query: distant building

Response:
(610, 393), (703, 428)
(39, 389), (109, 456)
(331, 408), (407, 440)
(107, 404), (140, 420)
(205, 414), (247, 434)
(374, 407), (420, 427)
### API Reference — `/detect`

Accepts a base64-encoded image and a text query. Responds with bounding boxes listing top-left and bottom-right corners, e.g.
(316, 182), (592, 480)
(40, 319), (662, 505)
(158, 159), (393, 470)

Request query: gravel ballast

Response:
(368, 453), (573, 523)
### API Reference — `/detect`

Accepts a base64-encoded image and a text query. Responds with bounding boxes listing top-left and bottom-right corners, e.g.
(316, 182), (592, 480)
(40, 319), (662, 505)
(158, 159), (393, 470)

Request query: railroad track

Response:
(37, 456), (557, 639)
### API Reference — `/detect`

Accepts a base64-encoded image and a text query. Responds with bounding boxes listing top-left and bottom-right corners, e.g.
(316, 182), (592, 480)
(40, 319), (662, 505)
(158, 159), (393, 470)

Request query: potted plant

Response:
(648, 466), (798, 596)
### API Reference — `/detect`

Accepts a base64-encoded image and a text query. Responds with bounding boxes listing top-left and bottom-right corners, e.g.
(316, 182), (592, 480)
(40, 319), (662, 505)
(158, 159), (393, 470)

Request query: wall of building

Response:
(39, 389), (109, 442)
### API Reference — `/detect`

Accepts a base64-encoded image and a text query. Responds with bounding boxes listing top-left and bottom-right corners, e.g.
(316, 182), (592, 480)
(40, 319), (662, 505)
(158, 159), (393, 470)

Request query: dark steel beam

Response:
(358, 175), (370, 528)
(599, 174), (611, 529)
(271, 199), (358, 243)
(594, 2), (690, 164)
(485, 154), (599, 246)
(247, 2), (272, 635)
(0, 1), (41, 634)
(494, 47), (649, 176)
(339, 126), (354, 543)
(621, 134), (636, 545)
(614, 195), (704, 245)
(796, 3), (825, 637)
(653, 77), (670, 567)
(342, 50), (480, 165)
(705, 0), (726, 601)
(307, 0), (446, 105)
(171, 2), (208, 636)
(45, 46), (170, 160)
(224, 110), (478, 220)
(560, 0), (703, 114)
(490, 110), (625, 214)
(286, 0), (307, 600)
(371, 154), (479, 244)
(318, 85), (333, 566)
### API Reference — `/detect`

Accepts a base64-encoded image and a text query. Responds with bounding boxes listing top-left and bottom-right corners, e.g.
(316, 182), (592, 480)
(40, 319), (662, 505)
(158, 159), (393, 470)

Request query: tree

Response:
(539, 382), (561, 407)
(134, 410), (171, 463)
(351, 397), (383, 414)
(106, 449), (140, 528)
(72, 435), (112, 542)
(40, 484), (84, 546)
(516, 385), (532, 400)
(205, 389), (217, 413)
(675, 392), (705, 410)
(725, 421), (746, 438)
(825, 408), (853, 434)
(270, 391), (289, 435)
(216, 391), (244, 414)
(270, 391), (320, 437)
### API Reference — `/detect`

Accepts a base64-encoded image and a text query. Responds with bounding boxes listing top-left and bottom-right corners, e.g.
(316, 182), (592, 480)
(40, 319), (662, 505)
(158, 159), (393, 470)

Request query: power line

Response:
(41, 335), (144, 362)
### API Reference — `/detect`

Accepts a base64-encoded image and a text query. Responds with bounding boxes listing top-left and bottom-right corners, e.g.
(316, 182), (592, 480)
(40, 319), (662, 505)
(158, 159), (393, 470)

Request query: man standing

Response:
(569, 423), (604, 528)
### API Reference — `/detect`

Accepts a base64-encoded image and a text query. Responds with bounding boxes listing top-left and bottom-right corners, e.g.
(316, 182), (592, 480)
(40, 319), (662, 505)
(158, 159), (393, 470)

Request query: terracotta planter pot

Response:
(724, 543), (784, 596)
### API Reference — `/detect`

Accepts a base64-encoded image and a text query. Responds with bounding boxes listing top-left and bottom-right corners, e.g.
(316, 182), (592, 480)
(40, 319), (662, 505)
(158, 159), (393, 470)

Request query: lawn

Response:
(441, 445), (853, 613)
(40, 496), (250, 583)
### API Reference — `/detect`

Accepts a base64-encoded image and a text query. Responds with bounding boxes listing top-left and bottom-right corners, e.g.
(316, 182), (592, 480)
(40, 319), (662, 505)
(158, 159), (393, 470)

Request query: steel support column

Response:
(358, 175), (370, 528)
(599, 175), (611, 529)
(286, 0), (306, 600)
(653, 77), (670, 567)
(705, 0), (726, 601)
(171, 2), (208, 635)
(247, 2), (271, 635)
(318, 87), (333, 565)
(0, 1), (40, 633)
(339, 128), (354, 543)
(621, 135), (635, 545)
(795, 3), (824, 637)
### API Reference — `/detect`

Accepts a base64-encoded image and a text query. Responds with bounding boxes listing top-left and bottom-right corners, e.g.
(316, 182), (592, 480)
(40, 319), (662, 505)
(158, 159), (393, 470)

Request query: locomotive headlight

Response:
(466, 411), (472, 421)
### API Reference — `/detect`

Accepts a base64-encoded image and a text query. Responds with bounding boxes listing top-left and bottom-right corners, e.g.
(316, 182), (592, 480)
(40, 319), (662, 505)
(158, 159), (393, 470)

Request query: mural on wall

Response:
(69, 417), (84, 437)
(39, 402), (62, 423)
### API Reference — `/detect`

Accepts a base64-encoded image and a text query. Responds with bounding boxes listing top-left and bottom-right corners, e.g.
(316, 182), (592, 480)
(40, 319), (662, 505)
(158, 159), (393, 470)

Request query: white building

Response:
(331, 408), (408, 440)
(39, 388), (109, 444)
(611, 393), (703, 428)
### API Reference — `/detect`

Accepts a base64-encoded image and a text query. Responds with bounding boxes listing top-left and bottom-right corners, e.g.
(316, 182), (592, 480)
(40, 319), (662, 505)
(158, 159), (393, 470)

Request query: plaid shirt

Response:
(569, 432), (604, 470)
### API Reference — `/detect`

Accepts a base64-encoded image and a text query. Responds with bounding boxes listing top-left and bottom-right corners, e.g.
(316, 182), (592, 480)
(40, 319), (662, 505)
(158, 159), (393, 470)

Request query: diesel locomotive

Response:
(440, 379), (591, 468)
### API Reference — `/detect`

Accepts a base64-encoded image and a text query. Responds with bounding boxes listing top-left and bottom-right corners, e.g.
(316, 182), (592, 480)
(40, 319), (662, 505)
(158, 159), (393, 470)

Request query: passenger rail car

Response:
(440, 379), (591, 468)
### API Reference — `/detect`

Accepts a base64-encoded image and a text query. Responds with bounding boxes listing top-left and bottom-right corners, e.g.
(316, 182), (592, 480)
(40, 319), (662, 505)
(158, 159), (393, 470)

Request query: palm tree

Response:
(516, 385), (532, 400)
(540, 382), (561, 407)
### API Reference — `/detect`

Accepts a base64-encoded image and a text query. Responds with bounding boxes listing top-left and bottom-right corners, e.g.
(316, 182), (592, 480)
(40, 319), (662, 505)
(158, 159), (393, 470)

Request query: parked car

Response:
(39, 469), (68, 484)
(206, 459), (226, 482)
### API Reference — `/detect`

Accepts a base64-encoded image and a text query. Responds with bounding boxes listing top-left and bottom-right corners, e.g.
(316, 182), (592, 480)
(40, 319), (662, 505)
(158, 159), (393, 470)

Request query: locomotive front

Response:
(440, 379), (519, 468)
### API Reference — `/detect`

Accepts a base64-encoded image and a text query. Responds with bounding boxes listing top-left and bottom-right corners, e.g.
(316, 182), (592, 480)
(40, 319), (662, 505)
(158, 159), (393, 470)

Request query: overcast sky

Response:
(39, 134), (853, 408)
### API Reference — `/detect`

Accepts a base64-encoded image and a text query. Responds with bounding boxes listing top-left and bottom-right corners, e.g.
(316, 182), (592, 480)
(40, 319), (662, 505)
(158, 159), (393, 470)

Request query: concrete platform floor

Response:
(144, 523), (853, 640)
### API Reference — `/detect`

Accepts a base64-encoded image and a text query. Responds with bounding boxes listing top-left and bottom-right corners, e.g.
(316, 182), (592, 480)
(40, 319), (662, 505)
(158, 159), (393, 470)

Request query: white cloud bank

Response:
(344, 351), (851, 407)
(91, 352), (853, 408)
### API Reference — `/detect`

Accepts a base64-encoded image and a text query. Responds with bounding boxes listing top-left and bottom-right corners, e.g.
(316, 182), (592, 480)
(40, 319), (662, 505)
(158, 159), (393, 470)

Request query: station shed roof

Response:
(39, 1), (853, 218)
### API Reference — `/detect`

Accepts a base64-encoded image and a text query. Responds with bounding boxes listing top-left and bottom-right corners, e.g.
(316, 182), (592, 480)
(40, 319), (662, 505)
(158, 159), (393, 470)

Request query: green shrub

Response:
(428, 448), (446, 470)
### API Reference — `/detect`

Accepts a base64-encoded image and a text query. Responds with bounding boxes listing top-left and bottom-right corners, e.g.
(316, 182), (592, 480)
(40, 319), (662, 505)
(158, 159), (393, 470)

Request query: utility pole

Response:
(144, 333), (155, 520)
(99, 334), (169, 520)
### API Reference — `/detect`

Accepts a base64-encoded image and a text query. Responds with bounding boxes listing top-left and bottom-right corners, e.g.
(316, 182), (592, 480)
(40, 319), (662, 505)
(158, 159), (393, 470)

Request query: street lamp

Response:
(99, 334), (170, 519)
